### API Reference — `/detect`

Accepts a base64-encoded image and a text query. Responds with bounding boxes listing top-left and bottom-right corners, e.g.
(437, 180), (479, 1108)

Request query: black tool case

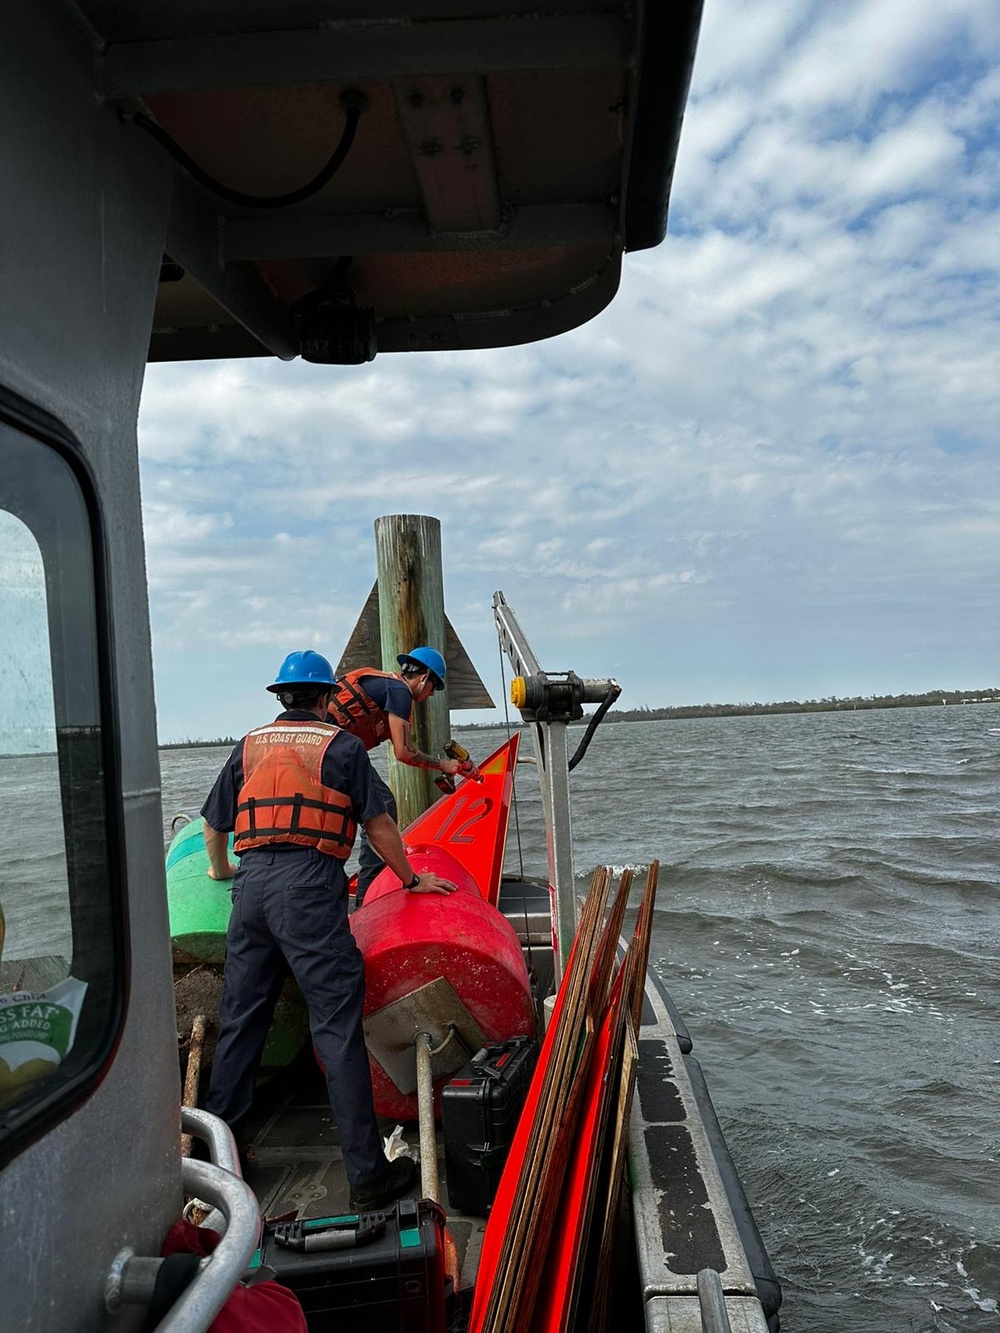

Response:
(255, 1197), (447, 1332)
(440, 1035), (538, 1216)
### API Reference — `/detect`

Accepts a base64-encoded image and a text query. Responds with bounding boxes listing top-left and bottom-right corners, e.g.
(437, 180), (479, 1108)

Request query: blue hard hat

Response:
(267, 650), (337, 692)
(397, 645), (446, 690)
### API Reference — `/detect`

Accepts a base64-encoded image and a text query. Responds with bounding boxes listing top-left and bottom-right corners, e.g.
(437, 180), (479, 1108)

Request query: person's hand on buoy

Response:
(408, 872), (457, 895)
(203, 823), (238, 882)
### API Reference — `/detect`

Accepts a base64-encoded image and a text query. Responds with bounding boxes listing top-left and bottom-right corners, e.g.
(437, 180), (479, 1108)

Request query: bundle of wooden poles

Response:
(469, 860), (659, 1333)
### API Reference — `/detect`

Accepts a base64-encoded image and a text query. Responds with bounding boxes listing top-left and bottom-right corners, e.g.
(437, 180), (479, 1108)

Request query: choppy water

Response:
(4, 703), (998, 1330)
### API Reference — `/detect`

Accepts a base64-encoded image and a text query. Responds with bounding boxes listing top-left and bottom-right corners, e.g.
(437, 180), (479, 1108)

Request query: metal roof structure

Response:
(72, 1), (702, 362)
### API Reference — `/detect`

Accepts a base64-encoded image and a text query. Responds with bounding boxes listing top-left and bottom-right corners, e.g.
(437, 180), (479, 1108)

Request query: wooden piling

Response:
(374, 514), (448, 826)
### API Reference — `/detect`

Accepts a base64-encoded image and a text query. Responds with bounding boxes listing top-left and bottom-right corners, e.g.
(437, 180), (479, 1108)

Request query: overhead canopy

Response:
(74, 1), (702, 362)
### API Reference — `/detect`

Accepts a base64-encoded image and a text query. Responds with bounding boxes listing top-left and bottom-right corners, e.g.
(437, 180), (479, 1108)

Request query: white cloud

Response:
(766, 0), (991, 116)
(852, 113), (965, 203)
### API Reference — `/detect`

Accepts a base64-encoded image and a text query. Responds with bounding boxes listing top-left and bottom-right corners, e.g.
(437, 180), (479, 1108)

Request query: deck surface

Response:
(241, 1053), (484, 1291)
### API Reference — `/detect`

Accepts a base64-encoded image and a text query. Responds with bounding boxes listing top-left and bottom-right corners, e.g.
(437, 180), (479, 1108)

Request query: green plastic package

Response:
(0, 976), (88, 1106)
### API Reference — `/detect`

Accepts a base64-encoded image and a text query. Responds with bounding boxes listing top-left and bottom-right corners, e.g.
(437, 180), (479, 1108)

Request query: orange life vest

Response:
(233, 720), (356, 859)
(326, 668), (403, 751)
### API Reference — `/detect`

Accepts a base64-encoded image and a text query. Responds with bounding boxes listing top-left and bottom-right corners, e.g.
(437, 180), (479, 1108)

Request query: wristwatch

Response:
(404, 872), (420, 890)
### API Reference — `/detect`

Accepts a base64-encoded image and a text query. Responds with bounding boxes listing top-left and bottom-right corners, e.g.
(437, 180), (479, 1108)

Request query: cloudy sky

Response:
(139, 0), (1000, 744)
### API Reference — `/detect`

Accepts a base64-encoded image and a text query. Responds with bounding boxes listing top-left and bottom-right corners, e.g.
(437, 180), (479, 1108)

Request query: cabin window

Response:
(0, 403), (124, 1165)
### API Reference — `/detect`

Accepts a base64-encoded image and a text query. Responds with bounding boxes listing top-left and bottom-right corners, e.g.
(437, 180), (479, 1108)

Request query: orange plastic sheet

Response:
(468, 874), (611, 1333)
(528, 969), (628, 1333)
(469, 864), (656, 1333)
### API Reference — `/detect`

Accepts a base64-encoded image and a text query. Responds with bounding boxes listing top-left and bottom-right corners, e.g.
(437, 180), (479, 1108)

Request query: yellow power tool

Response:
(433, 739), (484, 794)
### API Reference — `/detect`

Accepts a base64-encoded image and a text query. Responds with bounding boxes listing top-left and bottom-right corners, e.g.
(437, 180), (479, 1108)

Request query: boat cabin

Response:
(0, 7), (784, 1333)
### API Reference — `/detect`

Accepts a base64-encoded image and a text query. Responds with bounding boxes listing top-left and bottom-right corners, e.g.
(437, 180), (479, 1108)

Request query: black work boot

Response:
(349, 1156), (418, 1211)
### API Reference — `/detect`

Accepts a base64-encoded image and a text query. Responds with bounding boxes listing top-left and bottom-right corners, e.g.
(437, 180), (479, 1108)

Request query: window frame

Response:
(0, 384), (129, 1168)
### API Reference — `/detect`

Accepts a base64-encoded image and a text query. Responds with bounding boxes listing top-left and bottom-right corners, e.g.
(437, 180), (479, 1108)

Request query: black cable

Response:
(130, 93), (366, 210)
(567, 685), (621, 771)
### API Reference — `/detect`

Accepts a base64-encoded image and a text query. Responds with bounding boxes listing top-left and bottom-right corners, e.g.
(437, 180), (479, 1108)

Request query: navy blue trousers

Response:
(205, 846), (384, 1187)
(355, 770), (397, 904)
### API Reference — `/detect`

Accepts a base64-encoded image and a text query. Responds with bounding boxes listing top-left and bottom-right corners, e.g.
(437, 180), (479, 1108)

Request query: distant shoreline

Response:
(156, 688), (1000, 748)
(589, 688), (1000, 724)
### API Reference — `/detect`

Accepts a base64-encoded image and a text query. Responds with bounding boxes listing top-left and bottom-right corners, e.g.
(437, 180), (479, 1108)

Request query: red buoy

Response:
(351, 845), (535, 1119)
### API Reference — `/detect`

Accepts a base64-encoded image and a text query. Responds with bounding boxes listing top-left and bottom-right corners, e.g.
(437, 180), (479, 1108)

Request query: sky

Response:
(138, 0), (1000, 744)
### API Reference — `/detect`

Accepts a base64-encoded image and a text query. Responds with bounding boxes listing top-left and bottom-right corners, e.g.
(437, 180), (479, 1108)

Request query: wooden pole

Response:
(415, 1032), (441, 1203)
(179, 1013), (207, 1157)
(374, 514), (448, 826)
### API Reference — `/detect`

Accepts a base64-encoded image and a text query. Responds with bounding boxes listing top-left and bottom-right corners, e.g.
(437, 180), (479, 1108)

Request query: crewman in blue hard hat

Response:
(325, 647), (474, 901)
(199, 649), (456, 1211)
(326, 645), (472, 902)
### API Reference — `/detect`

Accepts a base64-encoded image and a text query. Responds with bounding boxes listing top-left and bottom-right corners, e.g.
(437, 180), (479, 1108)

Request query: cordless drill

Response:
(433, 739), (484, 794)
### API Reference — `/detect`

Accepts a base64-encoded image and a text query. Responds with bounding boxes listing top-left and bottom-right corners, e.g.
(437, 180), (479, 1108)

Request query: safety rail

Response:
(104, 1107), (260, 1332)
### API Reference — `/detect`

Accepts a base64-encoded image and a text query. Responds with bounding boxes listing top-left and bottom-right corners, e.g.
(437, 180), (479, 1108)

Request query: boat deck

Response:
(235, 879), (556, 1310)
(191, 879), (779, 1332)
(240, 1052), (486, 1294)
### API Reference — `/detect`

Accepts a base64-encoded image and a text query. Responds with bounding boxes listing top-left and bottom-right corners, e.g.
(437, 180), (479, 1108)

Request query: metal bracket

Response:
(364, 977), (487, 1094)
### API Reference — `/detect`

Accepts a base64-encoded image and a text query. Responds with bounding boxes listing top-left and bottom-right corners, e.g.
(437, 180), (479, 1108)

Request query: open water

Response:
(3, 703), (998, 1330)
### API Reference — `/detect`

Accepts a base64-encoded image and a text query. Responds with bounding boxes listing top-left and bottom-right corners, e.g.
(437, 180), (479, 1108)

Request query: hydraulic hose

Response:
(568, 684), (621, 771)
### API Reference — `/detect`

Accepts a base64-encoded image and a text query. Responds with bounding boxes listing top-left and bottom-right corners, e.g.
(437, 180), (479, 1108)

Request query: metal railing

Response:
(105, 1107), (260, 1332)
(697, 1269), (733, 1333)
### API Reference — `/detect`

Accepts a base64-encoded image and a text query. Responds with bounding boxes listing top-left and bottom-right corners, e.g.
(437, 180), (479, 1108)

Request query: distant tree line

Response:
(158, 688), (1000, 746)
(594, 688), (1000, 723)
(160, 735), (239, 750)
